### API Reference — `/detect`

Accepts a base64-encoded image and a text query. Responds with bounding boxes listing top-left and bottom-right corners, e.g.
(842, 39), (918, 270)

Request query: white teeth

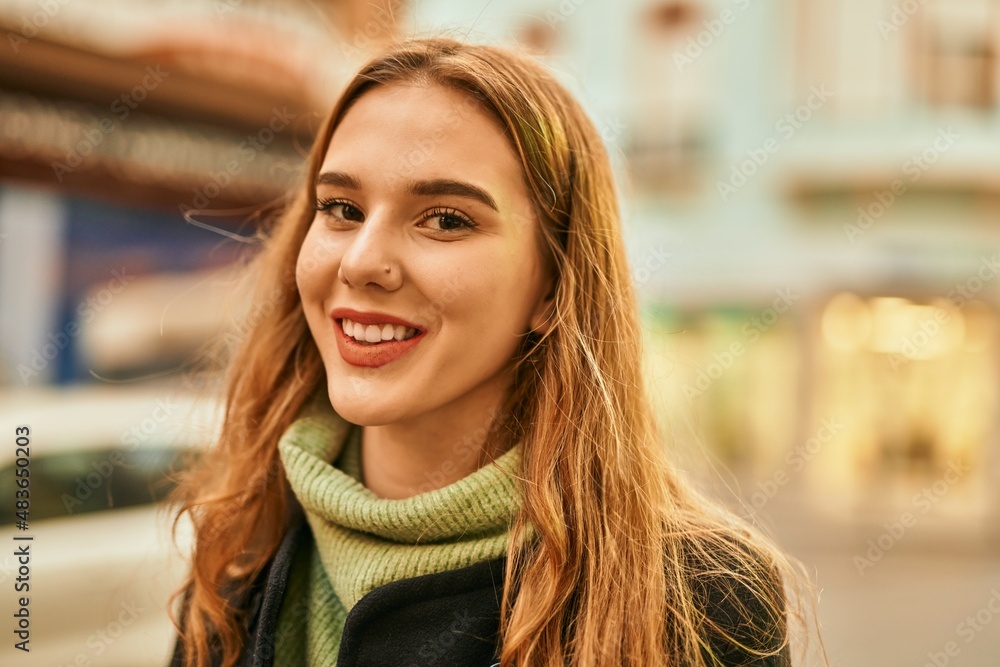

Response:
(341, 318), (417, 343)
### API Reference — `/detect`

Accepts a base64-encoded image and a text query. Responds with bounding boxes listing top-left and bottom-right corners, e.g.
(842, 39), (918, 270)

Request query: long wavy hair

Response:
(169, 35), (822, 667)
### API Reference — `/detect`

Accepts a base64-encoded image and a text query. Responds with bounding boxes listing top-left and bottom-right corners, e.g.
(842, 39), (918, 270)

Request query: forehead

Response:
(320, 83), (527, 202)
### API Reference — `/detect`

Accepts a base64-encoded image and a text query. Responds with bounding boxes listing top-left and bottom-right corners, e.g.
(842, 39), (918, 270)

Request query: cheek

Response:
(444, 264), (529, 338)
(488, 246), (544, 313)
(295, 226), (340, 304)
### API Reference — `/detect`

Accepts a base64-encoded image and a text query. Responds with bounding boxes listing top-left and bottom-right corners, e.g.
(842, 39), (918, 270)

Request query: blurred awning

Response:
(0, 33), (315, 212)
(0, 0), (402, 213)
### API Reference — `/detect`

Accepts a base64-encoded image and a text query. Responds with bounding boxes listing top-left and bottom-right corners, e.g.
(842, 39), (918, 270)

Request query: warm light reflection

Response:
(811, 292), (995, 511)
(648, 293), (996, 516)
(960, 300), (994, 353)
(868, 297), (964, 359)
(821, 292), (872, 351)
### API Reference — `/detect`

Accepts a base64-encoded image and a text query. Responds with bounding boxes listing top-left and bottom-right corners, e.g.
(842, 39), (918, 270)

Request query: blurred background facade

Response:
(2, 0), (1000, 665)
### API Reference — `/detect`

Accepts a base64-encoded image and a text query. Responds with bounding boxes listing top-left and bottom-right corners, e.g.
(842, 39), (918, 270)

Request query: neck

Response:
(359, 386), (512, 499)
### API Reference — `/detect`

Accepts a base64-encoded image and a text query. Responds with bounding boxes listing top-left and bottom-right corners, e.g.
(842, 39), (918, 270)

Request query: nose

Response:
(337, 210), (402, 291)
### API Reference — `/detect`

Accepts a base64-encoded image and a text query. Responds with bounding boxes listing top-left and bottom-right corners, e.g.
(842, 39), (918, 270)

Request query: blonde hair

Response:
(169, 35), (824, 666)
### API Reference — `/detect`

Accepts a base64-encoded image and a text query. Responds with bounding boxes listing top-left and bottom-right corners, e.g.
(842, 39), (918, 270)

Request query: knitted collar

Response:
(277, 395), (528, 610)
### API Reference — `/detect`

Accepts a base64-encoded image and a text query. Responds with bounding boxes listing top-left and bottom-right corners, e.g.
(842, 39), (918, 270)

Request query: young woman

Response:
(169, 35), (818, 667)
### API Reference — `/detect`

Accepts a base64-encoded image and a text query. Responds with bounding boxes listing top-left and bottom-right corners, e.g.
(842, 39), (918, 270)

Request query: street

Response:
(747, 484), (1000, 667)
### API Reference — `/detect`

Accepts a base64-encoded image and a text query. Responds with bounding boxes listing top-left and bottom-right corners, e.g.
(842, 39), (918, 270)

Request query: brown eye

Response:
(314, 199), (365, 222)
(423, 207), (477, 232)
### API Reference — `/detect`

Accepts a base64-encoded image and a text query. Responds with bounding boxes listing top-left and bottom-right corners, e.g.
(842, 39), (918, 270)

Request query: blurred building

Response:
(3, 3), (998, 665)
(409, 0), (1000, 534)
(2, 0), (999, 531)
(0, 0), (401, 383)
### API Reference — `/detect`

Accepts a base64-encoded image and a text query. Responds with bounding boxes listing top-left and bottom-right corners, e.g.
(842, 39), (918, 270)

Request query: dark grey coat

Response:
(170, 513), (790, 666)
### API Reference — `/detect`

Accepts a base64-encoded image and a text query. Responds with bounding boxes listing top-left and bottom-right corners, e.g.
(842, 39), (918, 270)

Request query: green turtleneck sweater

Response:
(272, 399), (531, 666)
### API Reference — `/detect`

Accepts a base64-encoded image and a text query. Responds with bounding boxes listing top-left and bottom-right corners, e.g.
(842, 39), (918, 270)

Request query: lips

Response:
(331, 313), (426, 368)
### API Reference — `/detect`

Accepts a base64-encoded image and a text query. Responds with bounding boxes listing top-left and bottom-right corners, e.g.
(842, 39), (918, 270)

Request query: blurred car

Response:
(0, 384), (219, 667)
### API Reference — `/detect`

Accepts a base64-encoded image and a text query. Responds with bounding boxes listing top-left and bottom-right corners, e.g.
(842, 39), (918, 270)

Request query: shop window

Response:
(626, 0), (711, 196)
(816, 292), (994, 495)
(642, 303), (802, 478)
(912, 1), (999, 110)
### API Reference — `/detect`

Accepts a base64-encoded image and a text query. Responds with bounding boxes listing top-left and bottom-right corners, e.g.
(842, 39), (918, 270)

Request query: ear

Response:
(529, 282), (557, 336)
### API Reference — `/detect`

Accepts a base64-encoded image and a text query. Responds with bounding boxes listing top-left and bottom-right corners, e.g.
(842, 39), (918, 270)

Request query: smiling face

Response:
(296, 82), (554, 429)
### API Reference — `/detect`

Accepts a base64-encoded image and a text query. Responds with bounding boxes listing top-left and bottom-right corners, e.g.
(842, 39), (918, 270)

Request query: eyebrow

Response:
(315, 171), (499, 212)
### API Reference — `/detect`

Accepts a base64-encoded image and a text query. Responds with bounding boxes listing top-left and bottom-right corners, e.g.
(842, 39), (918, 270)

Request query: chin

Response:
(325, 377), (404, 426)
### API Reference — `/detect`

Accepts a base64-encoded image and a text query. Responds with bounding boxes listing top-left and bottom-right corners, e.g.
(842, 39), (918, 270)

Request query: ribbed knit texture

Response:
(272, 397), (530, 666)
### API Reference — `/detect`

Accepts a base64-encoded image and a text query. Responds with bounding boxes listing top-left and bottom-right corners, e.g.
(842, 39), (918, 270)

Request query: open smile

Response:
(333, 317), (426, 368)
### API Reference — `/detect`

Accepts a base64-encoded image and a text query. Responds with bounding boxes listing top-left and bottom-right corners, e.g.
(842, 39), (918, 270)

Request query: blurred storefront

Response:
(626, 0), (1000, 532)
(3, 2), (998, 664)
(0, 0), (401, 384)
(2, 0), (999, 531)
(442, 0), (1000, 531)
